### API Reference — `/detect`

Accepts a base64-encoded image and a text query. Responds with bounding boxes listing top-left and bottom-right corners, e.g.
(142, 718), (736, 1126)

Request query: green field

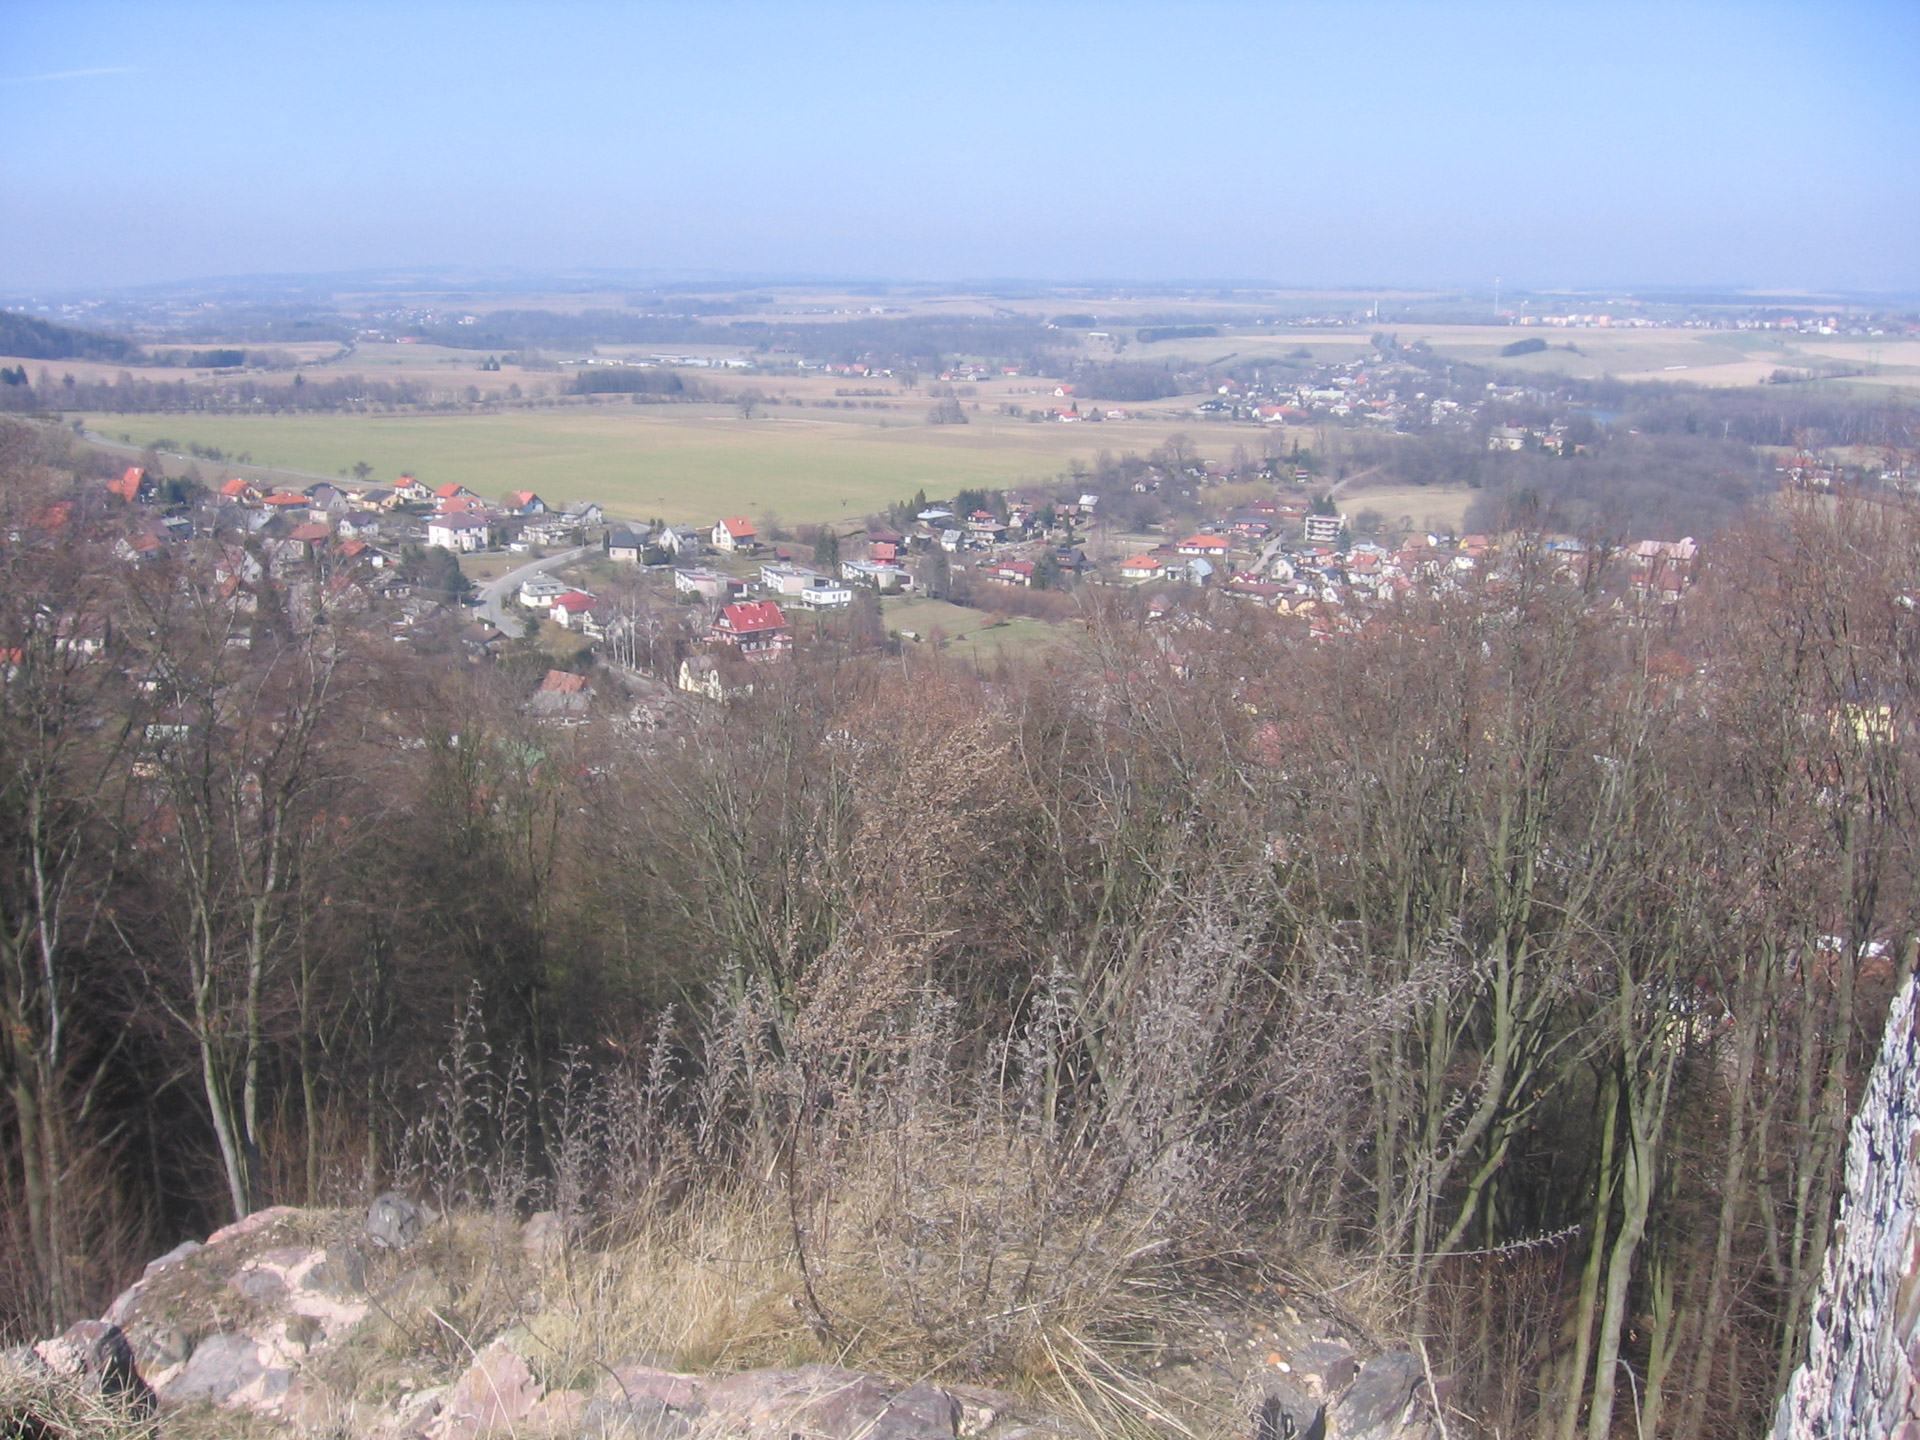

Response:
(85, 405), (1237, 525)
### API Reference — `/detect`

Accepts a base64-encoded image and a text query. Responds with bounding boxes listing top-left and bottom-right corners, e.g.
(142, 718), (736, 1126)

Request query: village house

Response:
(336, 512), (384, 541)
(840, 559), (912, 591)
(1175, 534), (1232, 560)
(529, 669), (592, 722)
(711, 516), (757, 553)
(678, 654), (754, 702)
(710, 599), (791, 659)
(658, 525), (705, 558)
(504, 491), (546, 515)
(427, 513), (490, 552)
(521, 517), (579, 547)
(434, 482), (479, 506)
(107, 466), (155, 503)
(607, 527), (650, 562)
(518, 574), (571, 609)
(673, 567), (744, 602)
(548, 591), (597, 629)
(1120, 554), (1165, 582)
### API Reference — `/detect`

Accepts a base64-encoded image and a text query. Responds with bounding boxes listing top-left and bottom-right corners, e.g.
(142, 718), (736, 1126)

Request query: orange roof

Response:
(220, 478), (253, 497)
(289, 522), (331, 543)
(264, 493), (307, 507)
(1178, 535), (1230, 550)
(435, 482), (467, 499)
(108, 466), (144, 501)
(718, 516), (755, 537)
(1123, 554), (1162, 569)
(539, 669), (589, 694)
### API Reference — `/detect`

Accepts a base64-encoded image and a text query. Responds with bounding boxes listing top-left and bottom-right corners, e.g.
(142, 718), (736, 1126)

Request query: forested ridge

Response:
(0, 418), (1915, 1438)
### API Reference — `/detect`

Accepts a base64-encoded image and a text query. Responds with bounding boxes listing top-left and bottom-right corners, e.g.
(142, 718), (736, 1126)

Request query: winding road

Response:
(476, 546), (591, 637)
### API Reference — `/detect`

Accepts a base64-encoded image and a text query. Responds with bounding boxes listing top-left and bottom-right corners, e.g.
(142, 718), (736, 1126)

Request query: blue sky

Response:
(2, 1), (1915, 293)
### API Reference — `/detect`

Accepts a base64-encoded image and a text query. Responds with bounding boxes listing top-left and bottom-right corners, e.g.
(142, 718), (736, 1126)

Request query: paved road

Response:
(476, 546), (591, 637)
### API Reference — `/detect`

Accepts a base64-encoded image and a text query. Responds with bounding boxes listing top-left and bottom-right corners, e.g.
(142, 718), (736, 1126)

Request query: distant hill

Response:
(0, 311), (141, 362)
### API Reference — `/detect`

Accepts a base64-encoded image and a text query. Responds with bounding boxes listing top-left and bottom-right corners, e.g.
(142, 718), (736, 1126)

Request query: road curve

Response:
(476, 546), (592, 637)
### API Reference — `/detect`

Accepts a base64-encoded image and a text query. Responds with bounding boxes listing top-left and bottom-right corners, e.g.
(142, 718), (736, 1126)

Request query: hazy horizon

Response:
(4, 0), (1916, 296)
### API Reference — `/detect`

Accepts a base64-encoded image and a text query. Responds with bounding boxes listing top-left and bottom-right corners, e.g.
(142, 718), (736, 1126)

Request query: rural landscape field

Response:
(80, 401), (1246, 523)
(26, 307), (1910, 529)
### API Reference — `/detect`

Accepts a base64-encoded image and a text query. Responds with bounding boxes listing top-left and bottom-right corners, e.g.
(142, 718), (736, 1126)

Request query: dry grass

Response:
(0, 1367), (155, 1439)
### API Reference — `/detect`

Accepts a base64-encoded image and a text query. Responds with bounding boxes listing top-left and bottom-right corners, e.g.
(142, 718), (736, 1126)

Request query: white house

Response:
(518, 573), (571, 609)
(712, 516), (756, 552)
(426, 514), (490, 552)
(840, 560), (912, 591)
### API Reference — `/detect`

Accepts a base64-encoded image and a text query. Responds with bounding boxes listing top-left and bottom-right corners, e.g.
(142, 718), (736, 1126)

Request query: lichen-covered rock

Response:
(1773, 973), (1920, 1440)
(367, 1191), (429, 1251)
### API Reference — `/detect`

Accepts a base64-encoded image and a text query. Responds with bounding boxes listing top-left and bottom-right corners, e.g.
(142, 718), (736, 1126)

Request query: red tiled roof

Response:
(718, 516), (755, 537)
(551, 591), (595, 613)
(264, 493), (307, 507)
(108, 466), (144, 501)
(718, 600), (787, 634)
(220, 478), (253, 497)
(538, 670), (589, 694)
(435, 482), (467, 499)
(1178, 535), (1230, 550)
(289, 522), (331, 543)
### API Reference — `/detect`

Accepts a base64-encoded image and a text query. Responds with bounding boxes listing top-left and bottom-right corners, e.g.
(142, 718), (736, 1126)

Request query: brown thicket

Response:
(0, 426), (1914, 1436)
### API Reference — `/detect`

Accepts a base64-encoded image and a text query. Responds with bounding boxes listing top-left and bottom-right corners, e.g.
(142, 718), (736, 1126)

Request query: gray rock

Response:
(305, 1243), (369, 1298)
(1331, 1350), (1422, 1439)
(1291, 1338), (1359, 1397)
(227, 1265), (289, 1304)
(365, 1190), (427, 1250)
(135, 1324), (193, 1370)
(163, 1331), (265, 1404)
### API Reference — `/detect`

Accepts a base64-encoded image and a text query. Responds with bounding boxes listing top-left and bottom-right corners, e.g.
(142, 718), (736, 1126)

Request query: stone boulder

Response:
(367, 1191), (429, 1251)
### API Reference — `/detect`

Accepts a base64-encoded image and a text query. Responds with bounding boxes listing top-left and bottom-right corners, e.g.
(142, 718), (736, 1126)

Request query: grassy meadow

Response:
(82, 404), (1246, 524)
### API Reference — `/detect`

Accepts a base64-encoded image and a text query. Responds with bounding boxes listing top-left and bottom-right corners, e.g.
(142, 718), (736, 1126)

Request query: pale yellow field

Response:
(1339, 483), (1478, 532)
(80, 405), (1258, 525)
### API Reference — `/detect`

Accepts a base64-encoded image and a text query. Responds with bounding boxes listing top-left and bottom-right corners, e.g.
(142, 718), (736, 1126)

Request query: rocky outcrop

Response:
(0, 1190), (1447, 1439)
(1773, 972), (1920, 1440)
